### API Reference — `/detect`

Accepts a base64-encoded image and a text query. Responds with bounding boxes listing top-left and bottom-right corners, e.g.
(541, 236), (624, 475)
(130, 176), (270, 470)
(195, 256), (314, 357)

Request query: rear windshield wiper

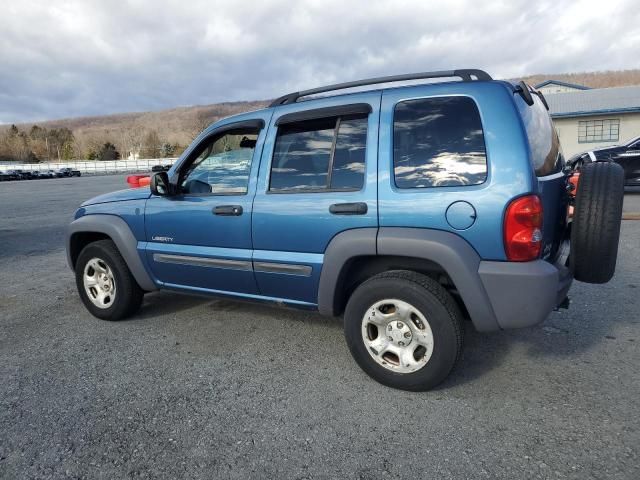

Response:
(515, 81), (549, 110)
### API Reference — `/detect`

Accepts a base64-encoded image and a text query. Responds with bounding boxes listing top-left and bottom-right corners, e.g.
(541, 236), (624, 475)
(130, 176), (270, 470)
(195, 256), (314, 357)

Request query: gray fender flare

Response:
(317, 228), (377, 316)
(377, 228), (499, 332)
(67, 215), (157, 292)
(318, 227), (500, 332)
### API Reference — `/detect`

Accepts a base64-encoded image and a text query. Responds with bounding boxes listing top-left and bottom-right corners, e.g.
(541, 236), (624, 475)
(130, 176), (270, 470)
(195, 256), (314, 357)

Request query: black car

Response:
(151, 164), (172, 173)
(570, 135), (640, 186)
(5, 170), (24, 180)
(58, 167), (82, 177)
(13, 169), (35, 180)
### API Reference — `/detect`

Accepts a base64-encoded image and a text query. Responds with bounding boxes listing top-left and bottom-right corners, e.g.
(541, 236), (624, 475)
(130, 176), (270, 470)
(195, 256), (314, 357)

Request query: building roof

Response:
(534, 80), (591, 90)
(545, 85), (640, 118)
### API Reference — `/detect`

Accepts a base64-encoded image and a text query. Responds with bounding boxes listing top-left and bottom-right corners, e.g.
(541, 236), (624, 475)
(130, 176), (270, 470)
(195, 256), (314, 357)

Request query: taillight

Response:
(504, 195), (543, 261)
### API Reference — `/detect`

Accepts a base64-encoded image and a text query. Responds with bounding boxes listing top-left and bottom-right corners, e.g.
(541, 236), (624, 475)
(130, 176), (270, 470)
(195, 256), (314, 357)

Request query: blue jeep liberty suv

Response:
(67, 69), (625, 390)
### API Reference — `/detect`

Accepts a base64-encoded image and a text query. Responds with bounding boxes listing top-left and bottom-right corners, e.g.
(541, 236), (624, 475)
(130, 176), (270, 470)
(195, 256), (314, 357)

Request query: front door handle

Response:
(329, 202), (368, 215)
(213, 205), (243, 216)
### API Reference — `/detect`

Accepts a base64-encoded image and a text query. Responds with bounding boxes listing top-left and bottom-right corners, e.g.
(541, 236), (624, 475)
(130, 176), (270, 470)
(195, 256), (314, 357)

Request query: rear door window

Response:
(393, 96), (487, 188)
(269, 115), (367, 192)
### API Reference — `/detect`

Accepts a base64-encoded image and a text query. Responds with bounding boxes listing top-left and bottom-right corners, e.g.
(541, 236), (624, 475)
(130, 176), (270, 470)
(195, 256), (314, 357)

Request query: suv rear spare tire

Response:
(570, 161), (624, 284)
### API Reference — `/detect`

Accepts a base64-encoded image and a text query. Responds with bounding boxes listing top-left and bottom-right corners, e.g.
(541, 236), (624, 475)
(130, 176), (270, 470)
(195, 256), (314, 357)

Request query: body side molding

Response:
(67, 214), (158, 291)
(253, 261), (313, 277)
(153, 253), (252, 271)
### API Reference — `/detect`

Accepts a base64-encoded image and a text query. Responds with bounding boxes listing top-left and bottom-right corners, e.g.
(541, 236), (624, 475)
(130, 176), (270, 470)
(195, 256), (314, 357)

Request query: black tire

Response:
(75, 239), (144, 320)
(570, 161), (624, 284)
(344, 270), (463, 391)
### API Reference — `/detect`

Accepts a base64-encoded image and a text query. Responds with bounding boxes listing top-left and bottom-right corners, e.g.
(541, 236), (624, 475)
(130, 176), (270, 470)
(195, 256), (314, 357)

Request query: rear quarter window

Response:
(393, 96), (488, 189)
(518, 94), (564, 176)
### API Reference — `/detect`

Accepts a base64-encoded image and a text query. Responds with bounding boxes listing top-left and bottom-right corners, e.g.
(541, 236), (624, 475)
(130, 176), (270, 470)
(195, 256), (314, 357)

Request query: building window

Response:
(578, 119), (619, 143)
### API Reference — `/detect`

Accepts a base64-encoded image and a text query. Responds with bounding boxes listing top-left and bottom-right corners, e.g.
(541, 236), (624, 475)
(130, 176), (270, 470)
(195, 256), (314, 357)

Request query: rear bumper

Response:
(478, 259), (572, 330)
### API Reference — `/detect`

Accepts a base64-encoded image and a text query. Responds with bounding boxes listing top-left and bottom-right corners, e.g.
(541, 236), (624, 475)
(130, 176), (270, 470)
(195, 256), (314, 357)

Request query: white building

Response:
(539, 83), (640, 158)
(535, 80), (591, 95)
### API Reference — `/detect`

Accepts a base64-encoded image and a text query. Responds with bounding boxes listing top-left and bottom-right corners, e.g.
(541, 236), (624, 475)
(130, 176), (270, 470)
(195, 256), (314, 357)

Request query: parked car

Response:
(0, 170), (14, 181)
(58, 167), (82, 177)
(569, 135), (640, 186)
(151, 164), (172, 173)
(66, 69), (624, 391)
(35, 170), (55, 179)
(4, 170), (23, 180)
(13, 169), (35, 180)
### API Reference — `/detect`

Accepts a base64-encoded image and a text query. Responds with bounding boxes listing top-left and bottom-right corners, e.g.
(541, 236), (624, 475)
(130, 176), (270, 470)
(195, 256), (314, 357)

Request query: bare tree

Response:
(119, 123), (145, 160)
(142, 130), (162, 158)
(187, 110), (218, 140)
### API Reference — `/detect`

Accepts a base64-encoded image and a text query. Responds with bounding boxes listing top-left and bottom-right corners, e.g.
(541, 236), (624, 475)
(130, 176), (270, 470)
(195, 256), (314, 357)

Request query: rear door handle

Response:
(213, 205), (243, 216)
(329, 202), (368, 215)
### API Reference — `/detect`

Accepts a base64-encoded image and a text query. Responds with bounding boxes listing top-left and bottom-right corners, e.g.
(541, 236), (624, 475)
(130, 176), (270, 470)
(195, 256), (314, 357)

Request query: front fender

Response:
(67, 215), (157, 291)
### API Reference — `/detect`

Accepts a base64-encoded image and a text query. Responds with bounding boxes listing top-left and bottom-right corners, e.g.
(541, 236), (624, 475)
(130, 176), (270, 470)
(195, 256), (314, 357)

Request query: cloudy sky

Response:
(1, 0), (639, 123)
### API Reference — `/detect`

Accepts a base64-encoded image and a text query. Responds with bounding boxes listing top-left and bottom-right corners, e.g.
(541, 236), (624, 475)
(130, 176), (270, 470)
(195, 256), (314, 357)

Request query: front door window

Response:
(181, 131), (258, 195)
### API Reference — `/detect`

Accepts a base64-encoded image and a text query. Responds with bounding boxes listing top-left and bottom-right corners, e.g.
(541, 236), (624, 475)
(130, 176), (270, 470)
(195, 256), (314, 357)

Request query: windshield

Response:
(625, 135), (640, 147)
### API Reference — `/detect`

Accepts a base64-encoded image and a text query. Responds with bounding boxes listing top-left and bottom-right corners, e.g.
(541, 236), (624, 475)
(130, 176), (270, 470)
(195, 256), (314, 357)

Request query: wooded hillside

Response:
(518, 69), (640, 89)
(1, 69), (638, 163)
(0, 101), (268, 162)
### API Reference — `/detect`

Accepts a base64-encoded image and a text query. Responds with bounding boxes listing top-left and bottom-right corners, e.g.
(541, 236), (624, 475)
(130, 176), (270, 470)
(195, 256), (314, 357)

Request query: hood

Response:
(589, 144), (624, 161)
(81, 187), (152, 206)
(591, 144), (622, 154)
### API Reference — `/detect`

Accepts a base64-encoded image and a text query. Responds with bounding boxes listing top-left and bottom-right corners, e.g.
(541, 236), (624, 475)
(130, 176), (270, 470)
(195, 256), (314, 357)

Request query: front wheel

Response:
(344, 271), (463, 391)
(75, 240), (144, 320)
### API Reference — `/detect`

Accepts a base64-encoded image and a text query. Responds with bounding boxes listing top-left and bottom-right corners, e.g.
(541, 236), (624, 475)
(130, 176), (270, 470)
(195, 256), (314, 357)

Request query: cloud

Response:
(0, 0), (638, 123)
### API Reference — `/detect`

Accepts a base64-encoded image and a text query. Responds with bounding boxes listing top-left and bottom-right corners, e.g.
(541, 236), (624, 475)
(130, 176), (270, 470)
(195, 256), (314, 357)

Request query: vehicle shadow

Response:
(443, 221), (639, 388)
(130, 220), (637, 389)
(134, 291), (209, 320)
(132, 278), (634, 389)
(135, 289), (341, 327)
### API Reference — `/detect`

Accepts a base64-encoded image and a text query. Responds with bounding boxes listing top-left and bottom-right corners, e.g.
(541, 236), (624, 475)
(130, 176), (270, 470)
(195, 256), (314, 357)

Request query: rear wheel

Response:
(570, 161), (624, 283)
(344, 271), (463, 391)
(75, 240), (144, 320)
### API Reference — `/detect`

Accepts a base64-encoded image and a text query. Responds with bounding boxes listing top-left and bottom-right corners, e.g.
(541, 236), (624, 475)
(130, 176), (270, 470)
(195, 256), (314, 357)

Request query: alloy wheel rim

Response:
(361, 299), (434, 373)
(83, 258), (116, 309)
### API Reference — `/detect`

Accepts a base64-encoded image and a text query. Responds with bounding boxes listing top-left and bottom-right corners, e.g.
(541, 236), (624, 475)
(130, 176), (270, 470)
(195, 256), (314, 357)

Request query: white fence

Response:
(0, 158), (176, 176)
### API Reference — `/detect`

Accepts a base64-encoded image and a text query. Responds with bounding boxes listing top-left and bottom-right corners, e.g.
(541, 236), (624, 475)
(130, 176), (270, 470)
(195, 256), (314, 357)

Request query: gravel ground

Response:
(623, 189), (640, 215)
(1, 175), (639, 479)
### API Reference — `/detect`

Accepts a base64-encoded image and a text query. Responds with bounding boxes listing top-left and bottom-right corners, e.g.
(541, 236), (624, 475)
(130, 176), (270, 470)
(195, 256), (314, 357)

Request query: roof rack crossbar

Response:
(269, 69), (492, 107)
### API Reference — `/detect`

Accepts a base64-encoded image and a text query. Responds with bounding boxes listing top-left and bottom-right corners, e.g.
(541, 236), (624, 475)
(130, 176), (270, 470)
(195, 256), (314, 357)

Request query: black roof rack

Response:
(269, 69), (492, 107)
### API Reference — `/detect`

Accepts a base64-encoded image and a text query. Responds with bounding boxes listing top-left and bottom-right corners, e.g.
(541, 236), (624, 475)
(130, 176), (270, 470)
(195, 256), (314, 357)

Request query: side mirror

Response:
(150, 172), (171, 196)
